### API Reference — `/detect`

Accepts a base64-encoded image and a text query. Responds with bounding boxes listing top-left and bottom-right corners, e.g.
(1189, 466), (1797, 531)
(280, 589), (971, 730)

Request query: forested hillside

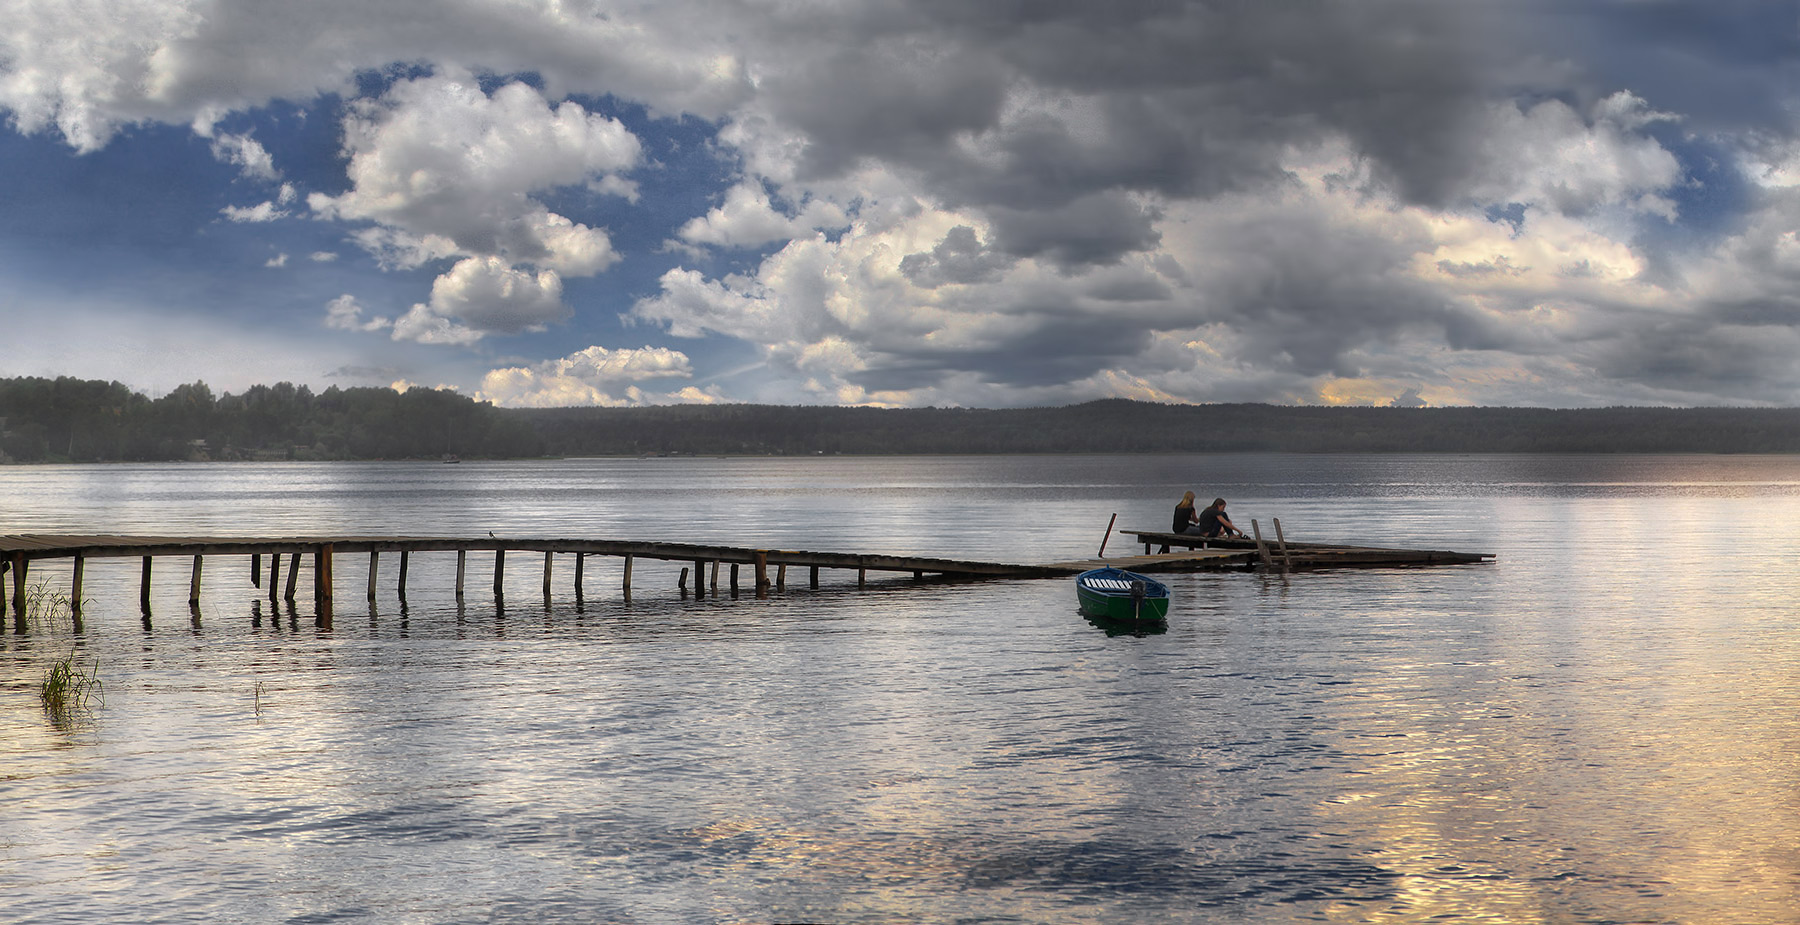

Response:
(3, 376), (1799, 462)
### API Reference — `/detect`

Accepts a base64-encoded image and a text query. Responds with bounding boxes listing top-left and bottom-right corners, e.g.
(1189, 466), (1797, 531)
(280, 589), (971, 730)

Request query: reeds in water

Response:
(40, 651), (104, 720)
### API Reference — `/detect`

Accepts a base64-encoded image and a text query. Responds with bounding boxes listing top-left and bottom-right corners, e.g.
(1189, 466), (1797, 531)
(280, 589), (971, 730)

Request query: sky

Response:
(1, 0), (1797, 410)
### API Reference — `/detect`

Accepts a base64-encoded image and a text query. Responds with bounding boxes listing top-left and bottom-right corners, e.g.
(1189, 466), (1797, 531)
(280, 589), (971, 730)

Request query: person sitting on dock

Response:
(1197, 498), (1244, 539)
(1159, 491), (1204, 552)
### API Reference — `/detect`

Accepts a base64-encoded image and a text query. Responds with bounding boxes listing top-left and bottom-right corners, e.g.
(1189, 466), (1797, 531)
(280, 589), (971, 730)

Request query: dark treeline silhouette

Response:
(0, 376), (539, 462)
(4, 377), (1800, 462)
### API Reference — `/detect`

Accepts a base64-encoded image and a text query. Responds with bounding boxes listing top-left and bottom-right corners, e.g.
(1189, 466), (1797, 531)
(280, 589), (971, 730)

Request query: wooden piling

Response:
(455, 550), (466, 599)
(1272, 518), (1294, 573)
(268, 553), (280, 603)
(858, 565), (866, 589)
(493, 549), (506, 596)
(140, 556), (153, 610)
(775, 563), (786, 592)
(367, 551), (379, 601)
(730, 562), (740, 596)
(622, 555), (633, 597)
(543, 551), (554, 596)
(678, 566), (689, 594)
(710, 559), (720, 595)
(693, 559), (705, 598)
(285, 553), (300, 601)
(317, 544), (333, 602)
(398, 551), (410, 597)
(574, 553), (585, 592)
(11, 552), (26, 616)
(1098, 512), (1118, 557)
(754, 551), (769, 599)
(71, 554), (84, 614)
(810, 565), (819, 589)
(189, 555), (203, 606)
(1250, 520), (1275, 571)
(251, 553), (261, 588)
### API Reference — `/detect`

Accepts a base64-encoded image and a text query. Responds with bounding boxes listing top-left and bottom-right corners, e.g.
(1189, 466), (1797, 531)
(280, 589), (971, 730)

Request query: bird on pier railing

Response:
(488, 531), (495, 537)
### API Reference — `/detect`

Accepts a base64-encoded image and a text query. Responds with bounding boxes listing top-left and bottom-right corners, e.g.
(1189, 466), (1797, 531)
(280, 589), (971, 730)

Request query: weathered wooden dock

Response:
(0, 522), (1491, 623)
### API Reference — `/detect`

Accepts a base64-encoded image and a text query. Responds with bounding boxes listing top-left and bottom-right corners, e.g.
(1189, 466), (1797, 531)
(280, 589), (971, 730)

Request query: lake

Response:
(3, 454), (1799, 923)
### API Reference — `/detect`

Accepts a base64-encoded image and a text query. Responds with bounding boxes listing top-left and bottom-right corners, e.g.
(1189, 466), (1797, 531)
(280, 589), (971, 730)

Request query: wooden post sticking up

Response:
(1272, 518), (1294, 573)
(11, 552), (27, 617)
(729, 562), (740, 597)
(455, 550), (467, 599)
(810, 566), (819, 589)
(398, 551), (410, 597)
(140, 556), (153, 611)
(316, 544), (334, 629)
(285, 553), (301, 602)
(622, 555), (633, 599)
(251, 553), (262, 588)
(858, 566), (866, 589)
(1250, 520), (1275, 571)
(71, 553), (84, 614)
(574, 553), (585, 593)
(693, 559), (705, 599)
(493, 549), (506, 597)
(542, 551), (554, 597)
(189, 555), (204, 606)
(368, 551), (380, 601)
(1098, 513), (1118, 557)
(678, 566), (690, 595)
(268, 553), (280, 603)
(710, 560), (720, 596)
(776, 563), (786, 592)
(754, 551), (770, 599)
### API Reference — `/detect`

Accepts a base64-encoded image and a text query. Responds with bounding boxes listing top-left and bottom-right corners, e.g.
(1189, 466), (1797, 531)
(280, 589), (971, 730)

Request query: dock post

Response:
(1250, 520), (1275, 571)
(622, 555), (633, 599)
(730, 562), (740, 597)
(810, 566), (819, 589)
(268, 553), (280, 603)
(71, 554), (84, 614)
(493, 549), (506, 597)
(251, 553), (261, 588)
(543, 552), (554, 597)
(140, 556), (153, 611)
(693, 559), (705, 598)
(1098, 512), (1117, 557)
(368, 552), (379, 601)
(189, 555), (203, 606)
(1272, 518), (1294, 573)
(455, 550), (466, 599)
(776, 563), (786, 592)
(315, 544), (334, 603)
(11, 552), (26, 617)
(710, 560), (720, 596)
(754, 551), (769, 599)
(398, 551), (410, 597)
(574, 553), (585, 593)
(858, 561), (866, 589)
(285, 553), (301, 602)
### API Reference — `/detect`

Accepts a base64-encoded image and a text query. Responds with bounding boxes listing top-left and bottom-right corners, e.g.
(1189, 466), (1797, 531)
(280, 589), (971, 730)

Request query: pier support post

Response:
(11, 552), (26, 618)
(730, 562), (740, 597)
(455, 550), (466, 600)
(368, 551), (379, 601)
(140, 556), (153, 611)
(251, 554), (261, 588)
(574, 553), (584, 593)
(398, 551), (410, 598)
(493, 549), (506, 597)
(315, 544), (333, 603)
(692, 559), (705, 599)
(754, 551), (769, 599)
(776, 563), (786, 592)
(189, 555), (203, 606)
(1272, 518), (1294, 573)
(285, 553), (300, 602)
(710, 560), (720, 596)
(71, 554), (84, 614)
(622, 555), (633, 600)
(543, 551), (554, 597)
(268, 553), (280, 603)
(678, 567), (689, 596)
(1250, 521), (1274, 571)
(858, 565), (866, 589)
(810, 566), (819, 590)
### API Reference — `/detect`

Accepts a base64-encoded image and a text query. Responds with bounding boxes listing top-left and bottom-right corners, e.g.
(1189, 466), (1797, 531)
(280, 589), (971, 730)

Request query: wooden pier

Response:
(0, 524), (1491, 624)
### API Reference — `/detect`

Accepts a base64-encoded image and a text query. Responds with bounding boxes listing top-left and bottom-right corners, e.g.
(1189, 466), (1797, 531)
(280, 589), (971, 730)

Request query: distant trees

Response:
(0, 376), (538, 462)
(3, 378), (1800, 462)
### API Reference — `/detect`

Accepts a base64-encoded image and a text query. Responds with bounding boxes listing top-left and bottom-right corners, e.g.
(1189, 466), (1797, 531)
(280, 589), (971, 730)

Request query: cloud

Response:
(677, 181), (848, 250)
(221, 201), (287, 223)
(209, 131), (278, 180)
(476, 344), (699, 407)
(309, 70), (637, 275)
(323, 294), (390, 332)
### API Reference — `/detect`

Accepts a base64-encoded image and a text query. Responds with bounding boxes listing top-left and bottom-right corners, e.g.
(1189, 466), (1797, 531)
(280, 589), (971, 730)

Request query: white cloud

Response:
(265, 252), (289, 268)
(323, 294), (391, 332)
(422, 255), (567, 335)
(1464, 92), (1683, 217)
(677, 181), (849, 249)
(209, 130), (278, 180)
(221, 201), (287, 222)
(309, 251), (338, 262)
(476, 344), (699, 407)
(390, 304), (483, 346)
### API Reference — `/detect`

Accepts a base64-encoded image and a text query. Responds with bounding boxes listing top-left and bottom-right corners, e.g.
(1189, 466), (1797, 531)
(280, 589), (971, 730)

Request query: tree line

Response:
(3, 376), (1799, 462)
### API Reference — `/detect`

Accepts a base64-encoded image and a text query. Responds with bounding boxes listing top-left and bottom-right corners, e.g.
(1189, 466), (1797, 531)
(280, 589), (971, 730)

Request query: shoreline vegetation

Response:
(3, 376), (1800, 462)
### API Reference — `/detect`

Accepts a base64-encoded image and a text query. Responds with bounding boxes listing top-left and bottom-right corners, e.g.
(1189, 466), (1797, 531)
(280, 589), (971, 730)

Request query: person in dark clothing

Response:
(1197, 498), (1243, 538)
(1172, 491), (1201, 534)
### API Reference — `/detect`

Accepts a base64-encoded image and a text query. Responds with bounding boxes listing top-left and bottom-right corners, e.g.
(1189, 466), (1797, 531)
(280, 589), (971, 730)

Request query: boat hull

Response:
(1075, 567), (1171, 622)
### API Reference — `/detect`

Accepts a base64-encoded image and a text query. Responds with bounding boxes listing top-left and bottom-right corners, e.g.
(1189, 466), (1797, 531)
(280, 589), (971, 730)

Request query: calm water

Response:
(3, 454), (1799, 924)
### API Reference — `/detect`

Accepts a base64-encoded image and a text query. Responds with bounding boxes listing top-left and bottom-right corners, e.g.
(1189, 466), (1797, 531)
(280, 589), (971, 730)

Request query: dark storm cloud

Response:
(850, 311), (1155, 391)
(1591, 321), (1800, 402)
